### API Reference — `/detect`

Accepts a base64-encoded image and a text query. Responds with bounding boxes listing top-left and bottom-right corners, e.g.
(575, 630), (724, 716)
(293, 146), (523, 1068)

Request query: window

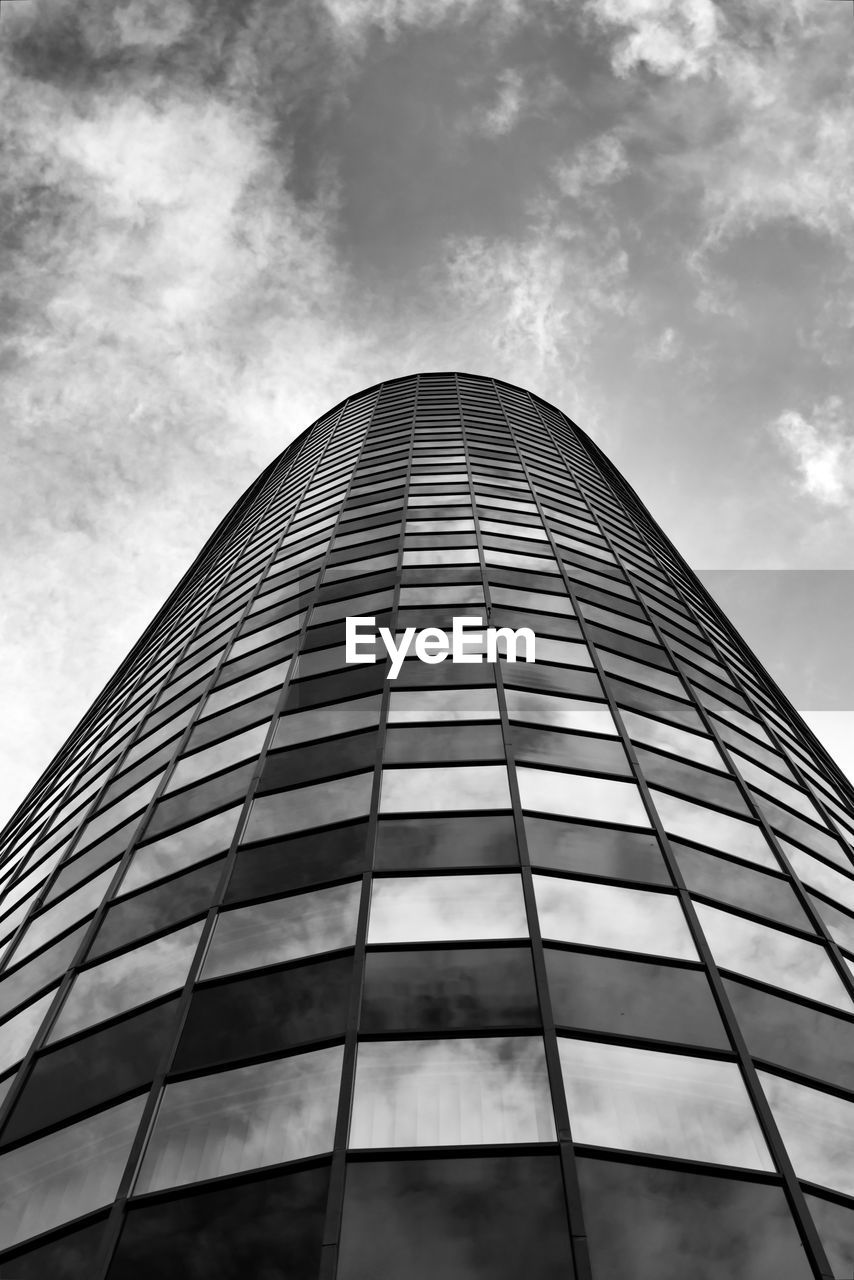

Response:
(534, 875), (697, 961)
(696, 903), (851, 1012)
(244, 773), (373, 841)
(759, 1071), (854, 1197)
(650, 791), (777, 871)
(0, 989), (55, 1076)
(506, 691), (616, 734)
(201, 881), (361, 979)
(374, 815), (519, 870)
(47, 920), (204, 1043)
(349, 1036), (555, 1147)
(368, 874), (528, 944)
(0, 1094), (146, 1253)
(379, 766), (511, 813)
(517, 768), (649, 827)
(134, 1045), (344, 1193)
(524, 817), (668, 884)
(559, 1038), (772, 1169)
(120, 804), (241, 895)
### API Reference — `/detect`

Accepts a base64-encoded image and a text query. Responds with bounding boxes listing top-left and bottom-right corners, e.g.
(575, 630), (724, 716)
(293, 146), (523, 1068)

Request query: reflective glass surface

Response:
(518, 767), (649, 826)
(379, 766), (511, 813)
(202, 881), (361, 979)
(0, 1095), (146, 1253)
(135, 1045), (344, 1193)
(577, 1157), (813, 1280)
(524, 817), (668, 883)
(349, 1036), (555, 1147)
(696, 903), (852, 1012)
(368, 874), (528, 943)
(759, 1070), (854, 1197)
(650, 791), (777, 869)
(534, 875), (697, 960)
(338, 1153), (573, 1280)
(559, 1038), (773, 1169)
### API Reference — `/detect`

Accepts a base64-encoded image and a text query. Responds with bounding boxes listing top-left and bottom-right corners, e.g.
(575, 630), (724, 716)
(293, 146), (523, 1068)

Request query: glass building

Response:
(1, 372), (854, 1279)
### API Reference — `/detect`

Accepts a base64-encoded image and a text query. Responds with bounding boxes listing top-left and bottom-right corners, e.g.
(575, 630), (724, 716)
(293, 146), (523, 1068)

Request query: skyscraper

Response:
(1, 371), (853, 1279)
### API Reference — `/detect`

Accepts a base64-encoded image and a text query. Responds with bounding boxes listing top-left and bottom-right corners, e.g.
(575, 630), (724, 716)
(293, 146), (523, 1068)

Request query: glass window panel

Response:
(201, 661), (289, 719)
(89, 858), (223, 961)
(506, 690), (616, 734)
(524, 816), (669, 884)
(349, 1036), (555, 1147)
(10, 864), (116, 965)
(244, 773), (373, 841)
(0, 1094), (146, 1253)
(517, 767), (649, 827)
(48, 920), (204, 1043)
(512, 727), (632, 775)
(636, 751), (750, 817)
(724, 978), (854, 1094)
(782, 841), (854, 916)
(673, 843), (811, 931)
(134, 1045), (343, 1194)
(119, 804), (241, 896)
(380, 766), (511, 813)
(225, 822), (370, 901)
(107, 1164), (330, 1280)
(173, 955), (352, 1073)
(201, 881), (361, 979)
(759, 1070), (854, 1197)
(533, 875), (697, 961)
(0, 924), (87, 1022)
(337, 1153), (573, 1280)
(0, 989), (55, 1076)
(368, 874), (528, 943)
(577, 1157), (813, 1280)
(260, 731), (378, 791)
(0, 1216), (109, 1280)
(805, 1193), (854, 1280)
(272, 695), (382, 747)
(650, 790), (778, 870)
(808, 893), (854, 953)
(546, 948), (729, 1049)
(361, 946), (539, 1033)
(696, 903), (852, 1012)
(145, 763), (255, 840)
(165, 724), (268, 795)
(387, 688), (500, 723)
(3, 997), (180, 1145)
(559, 1038), (772, 1169)
(383, 724), (505, 764)
(374, 815), (519, 870)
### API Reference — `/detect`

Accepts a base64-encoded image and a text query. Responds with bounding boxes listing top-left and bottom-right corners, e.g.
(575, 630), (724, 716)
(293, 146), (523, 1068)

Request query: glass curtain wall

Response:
(0, 374), (854, 1279)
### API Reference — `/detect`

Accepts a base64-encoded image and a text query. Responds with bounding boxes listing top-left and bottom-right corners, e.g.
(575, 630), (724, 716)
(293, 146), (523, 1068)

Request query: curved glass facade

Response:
(1, 373), (854, 1278)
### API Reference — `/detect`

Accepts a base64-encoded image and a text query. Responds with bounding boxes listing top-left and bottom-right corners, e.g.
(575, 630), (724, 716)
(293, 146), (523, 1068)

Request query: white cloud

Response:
(772, 397), (854, 508)
(583, 0), (721, 81)
(554, 133), (628, 199)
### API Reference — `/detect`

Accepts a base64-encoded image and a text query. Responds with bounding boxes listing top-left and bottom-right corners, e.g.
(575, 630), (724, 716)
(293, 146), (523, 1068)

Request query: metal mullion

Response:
(476, 378), (595, 1280)
(86, 399), (363, 1280)
(522, 396), (835, 1280)
(319, 379), (420, 1280)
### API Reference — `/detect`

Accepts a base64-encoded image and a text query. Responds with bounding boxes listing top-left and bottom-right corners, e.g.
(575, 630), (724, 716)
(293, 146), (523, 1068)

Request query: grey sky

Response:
(1, 0), (853, 823)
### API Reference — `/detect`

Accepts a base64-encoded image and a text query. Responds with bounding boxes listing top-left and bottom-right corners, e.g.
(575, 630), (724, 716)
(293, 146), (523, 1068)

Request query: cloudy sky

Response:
(1, 0), (853, 825)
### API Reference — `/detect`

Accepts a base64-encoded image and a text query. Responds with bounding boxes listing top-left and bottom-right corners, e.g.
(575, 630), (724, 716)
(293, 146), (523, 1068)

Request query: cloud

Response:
(553, 133), (628, 200)
(771, 397), (854, 508)
(583, 0), (721, 81)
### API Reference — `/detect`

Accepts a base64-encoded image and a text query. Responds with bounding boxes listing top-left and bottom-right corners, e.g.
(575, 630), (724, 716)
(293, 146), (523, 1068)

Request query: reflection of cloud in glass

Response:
(506, 691), (616, 734)
(202, 880), (361, 979)
(369, 874), (528, 944)
(388, 688), (500, 723)
(781, 840), (854, 913)
(760, 1071), (854, 1197)
(380, 766), (511, 813)
(621, 709), (724, 770)
(10, 864), (115, 964)
(696, 903), (852, 1013)
(245, 772), (373, 840)
(165, 722), (268, 794)
(0, 988), (55, 1076)
(201, 660), (290, 719)
(517, 767), (648, 826)
(349, 1037), (555, 1147)
(273, 695), (382, 747)
(559, 1038), (773, 1171)
(48, 920), (204, 1042)
(135, 1045), (343, 1193)
(533, 875), (697, 960)
(0, 1094), (145, 1252)
(650, 790), (777, 870)
(120, 804), (242, 895)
